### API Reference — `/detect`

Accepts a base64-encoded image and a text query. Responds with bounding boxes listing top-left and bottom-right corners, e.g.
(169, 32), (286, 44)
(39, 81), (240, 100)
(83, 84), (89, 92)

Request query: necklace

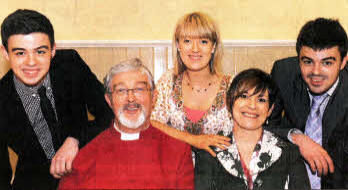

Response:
(185, 72), (213, 93)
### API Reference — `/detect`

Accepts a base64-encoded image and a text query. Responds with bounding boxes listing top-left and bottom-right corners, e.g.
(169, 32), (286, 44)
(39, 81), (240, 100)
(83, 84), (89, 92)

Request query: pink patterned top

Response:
(151, 70), (233, 136)
(184, 106), (207, 123)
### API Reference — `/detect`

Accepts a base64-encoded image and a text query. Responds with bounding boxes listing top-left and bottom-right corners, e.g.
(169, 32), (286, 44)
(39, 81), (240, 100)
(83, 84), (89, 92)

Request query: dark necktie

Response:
(38, 86), (59, 158)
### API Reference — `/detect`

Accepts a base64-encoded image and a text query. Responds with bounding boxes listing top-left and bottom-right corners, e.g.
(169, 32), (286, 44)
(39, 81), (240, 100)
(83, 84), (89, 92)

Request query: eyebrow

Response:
(300, 56), (336, 62)
(322, 56), (336, 61)
(258, 92), (267, 97)
(136, 81), (148, 86)
(11, 45), (50, 52)
(113, 81), (148, 88)
(300, 56), (312, 61)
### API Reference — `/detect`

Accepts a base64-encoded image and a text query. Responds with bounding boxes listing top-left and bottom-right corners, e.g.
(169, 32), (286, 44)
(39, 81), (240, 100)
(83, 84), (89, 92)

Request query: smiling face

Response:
(232, 88), (272, 132)
(299, 46), (347, 95)
(2, 32), (56, 86)
(178, 37), (215, 72)
(105, 70), (153, 133)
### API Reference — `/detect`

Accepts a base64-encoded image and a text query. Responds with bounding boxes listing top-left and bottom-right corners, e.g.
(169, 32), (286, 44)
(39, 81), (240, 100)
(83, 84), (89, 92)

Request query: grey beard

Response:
(117, 105), (146, 129)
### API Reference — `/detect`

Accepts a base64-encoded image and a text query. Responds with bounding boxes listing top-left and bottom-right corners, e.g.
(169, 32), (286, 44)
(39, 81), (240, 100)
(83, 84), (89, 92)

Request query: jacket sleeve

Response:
(55, 49), (113, 146)
(194, 149), (219, 190)
(0, 141), (11, 189)
(267, 58), (296, 139)
(75, 50), (113, 144)
(287, 145), (311, 189)
(344, 144), (348, 188)
(0, 108), (12, 189)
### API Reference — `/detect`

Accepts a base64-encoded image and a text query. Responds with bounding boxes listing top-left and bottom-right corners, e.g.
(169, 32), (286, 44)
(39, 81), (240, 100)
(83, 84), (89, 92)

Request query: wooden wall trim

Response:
(56, 40), (296, 48)
(55, 40), (296, 83)
(57, 40), (171, 47)
(223, 40), (296, 47)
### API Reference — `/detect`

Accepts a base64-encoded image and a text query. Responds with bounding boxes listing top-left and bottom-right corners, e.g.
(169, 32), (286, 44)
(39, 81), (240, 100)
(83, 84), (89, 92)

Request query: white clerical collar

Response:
(113, 122), (140, 141)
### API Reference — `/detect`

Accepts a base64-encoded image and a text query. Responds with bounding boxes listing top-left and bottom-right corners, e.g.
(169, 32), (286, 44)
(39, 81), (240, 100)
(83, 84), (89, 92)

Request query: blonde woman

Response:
(151, 12), (232, 156)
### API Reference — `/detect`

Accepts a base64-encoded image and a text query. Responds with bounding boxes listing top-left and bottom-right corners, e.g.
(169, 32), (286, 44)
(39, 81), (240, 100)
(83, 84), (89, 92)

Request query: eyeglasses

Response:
(112, 87), (150, 98)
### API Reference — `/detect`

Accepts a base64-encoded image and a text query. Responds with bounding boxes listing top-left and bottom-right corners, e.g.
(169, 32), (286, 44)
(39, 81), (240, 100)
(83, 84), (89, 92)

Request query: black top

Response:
(194, 130), (310, 190)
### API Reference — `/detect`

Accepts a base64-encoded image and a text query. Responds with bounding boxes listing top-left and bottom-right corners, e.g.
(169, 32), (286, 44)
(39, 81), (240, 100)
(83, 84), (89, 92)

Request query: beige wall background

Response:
(1, 0), (348, 40)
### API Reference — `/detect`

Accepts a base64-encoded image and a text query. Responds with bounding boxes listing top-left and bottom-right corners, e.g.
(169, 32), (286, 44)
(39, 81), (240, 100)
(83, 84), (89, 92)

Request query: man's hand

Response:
(190, 134), (231, 157)
(50, 137), (79, 179)
(292, 133), (334, 176)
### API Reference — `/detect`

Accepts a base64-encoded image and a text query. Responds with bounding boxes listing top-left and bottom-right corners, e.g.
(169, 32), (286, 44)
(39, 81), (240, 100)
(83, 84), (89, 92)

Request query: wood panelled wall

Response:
(4, 42), (297, 180)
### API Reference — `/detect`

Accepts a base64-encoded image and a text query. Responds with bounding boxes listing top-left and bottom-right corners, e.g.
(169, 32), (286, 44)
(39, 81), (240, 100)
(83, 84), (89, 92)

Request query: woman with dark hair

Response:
(194, 68), (310, 189)
(150, 12), (233, 156)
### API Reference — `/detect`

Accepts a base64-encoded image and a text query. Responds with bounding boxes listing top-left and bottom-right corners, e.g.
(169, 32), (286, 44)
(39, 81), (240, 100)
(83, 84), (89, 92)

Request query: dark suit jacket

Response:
(0, 49), (113, 190)
(268, 56), (348, 188)
(194, 132), (309, 190)
(0, 140), (11, 189)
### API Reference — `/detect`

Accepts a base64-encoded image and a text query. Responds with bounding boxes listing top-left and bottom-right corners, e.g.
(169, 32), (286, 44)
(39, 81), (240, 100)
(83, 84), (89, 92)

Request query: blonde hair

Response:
(172, 12), (223, 76)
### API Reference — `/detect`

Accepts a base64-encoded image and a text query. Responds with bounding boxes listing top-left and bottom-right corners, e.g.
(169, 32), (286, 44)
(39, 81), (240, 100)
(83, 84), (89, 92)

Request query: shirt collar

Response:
(13, 74), (52, 96)
(113, 122), (140, 141)
(326, 77), (339, 96)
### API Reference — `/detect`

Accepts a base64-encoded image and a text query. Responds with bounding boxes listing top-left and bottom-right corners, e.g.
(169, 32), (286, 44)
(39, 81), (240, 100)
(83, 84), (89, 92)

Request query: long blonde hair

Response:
(172, 12), (223, 76)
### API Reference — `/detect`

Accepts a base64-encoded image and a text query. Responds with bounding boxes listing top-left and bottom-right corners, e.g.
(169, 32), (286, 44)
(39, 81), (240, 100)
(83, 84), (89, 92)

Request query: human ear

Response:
(267, 104), (274, 117)
(51, 43), (56, 58)
(105, 94), (112, 107)
(0, 45), (9, 61)
(340, 55), (347, 70)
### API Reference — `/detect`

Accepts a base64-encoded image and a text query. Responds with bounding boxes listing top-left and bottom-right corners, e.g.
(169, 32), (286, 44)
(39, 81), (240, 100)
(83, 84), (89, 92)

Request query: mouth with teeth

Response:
(308, 75), (327, 87)
(22, 68), (40, 77)
(123, 103), (141, 113)
(117, 103), (146, 129)
(241, 112), (259, 119)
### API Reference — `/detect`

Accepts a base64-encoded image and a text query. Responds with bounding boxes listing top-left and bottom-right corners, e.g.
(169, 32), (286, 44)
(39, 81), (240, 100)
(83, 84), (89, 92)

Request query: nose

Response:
(312, 63), (321, 75)
(192, 40), (199, 52)
(126, 89), (136, 102)
(248, 97), (257, 109)
(27, 53), (36, 66)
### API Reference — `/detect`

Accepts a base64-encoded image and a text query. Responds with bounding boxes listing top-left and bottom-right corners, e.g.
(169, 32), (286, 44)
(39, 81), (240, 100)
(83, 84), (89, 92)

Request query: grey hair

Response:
(103, 58), (155, 94)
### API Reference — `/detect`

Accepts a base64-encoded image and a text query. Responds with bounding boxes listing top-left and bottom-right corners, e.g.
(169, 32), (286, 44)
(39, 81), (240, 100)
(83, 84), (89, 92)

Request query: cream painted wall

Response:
(1, 0), (348, 40)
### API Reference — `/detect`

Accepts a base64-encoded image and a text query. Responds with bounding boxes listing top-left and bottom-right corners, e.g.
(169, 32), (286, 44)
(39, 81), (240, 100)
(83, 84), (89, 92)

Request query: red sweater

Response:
(58, 125), (194, 189)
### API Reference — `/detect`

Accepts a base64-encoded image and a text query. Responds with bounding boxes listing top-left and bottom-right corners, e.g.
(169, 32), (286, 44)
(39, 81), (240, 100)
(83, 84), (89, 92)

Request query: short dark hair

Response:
(226, 68), (276, 114)
(1, 9), (55, 51)
(296, 18), (348, 60)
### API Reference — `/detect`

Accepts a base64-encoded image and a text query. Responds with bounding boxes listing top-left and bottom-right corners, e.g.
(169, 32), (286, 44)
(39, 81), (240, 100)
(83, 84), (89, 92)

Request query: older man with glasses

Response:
(58, 58), (194, 190)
